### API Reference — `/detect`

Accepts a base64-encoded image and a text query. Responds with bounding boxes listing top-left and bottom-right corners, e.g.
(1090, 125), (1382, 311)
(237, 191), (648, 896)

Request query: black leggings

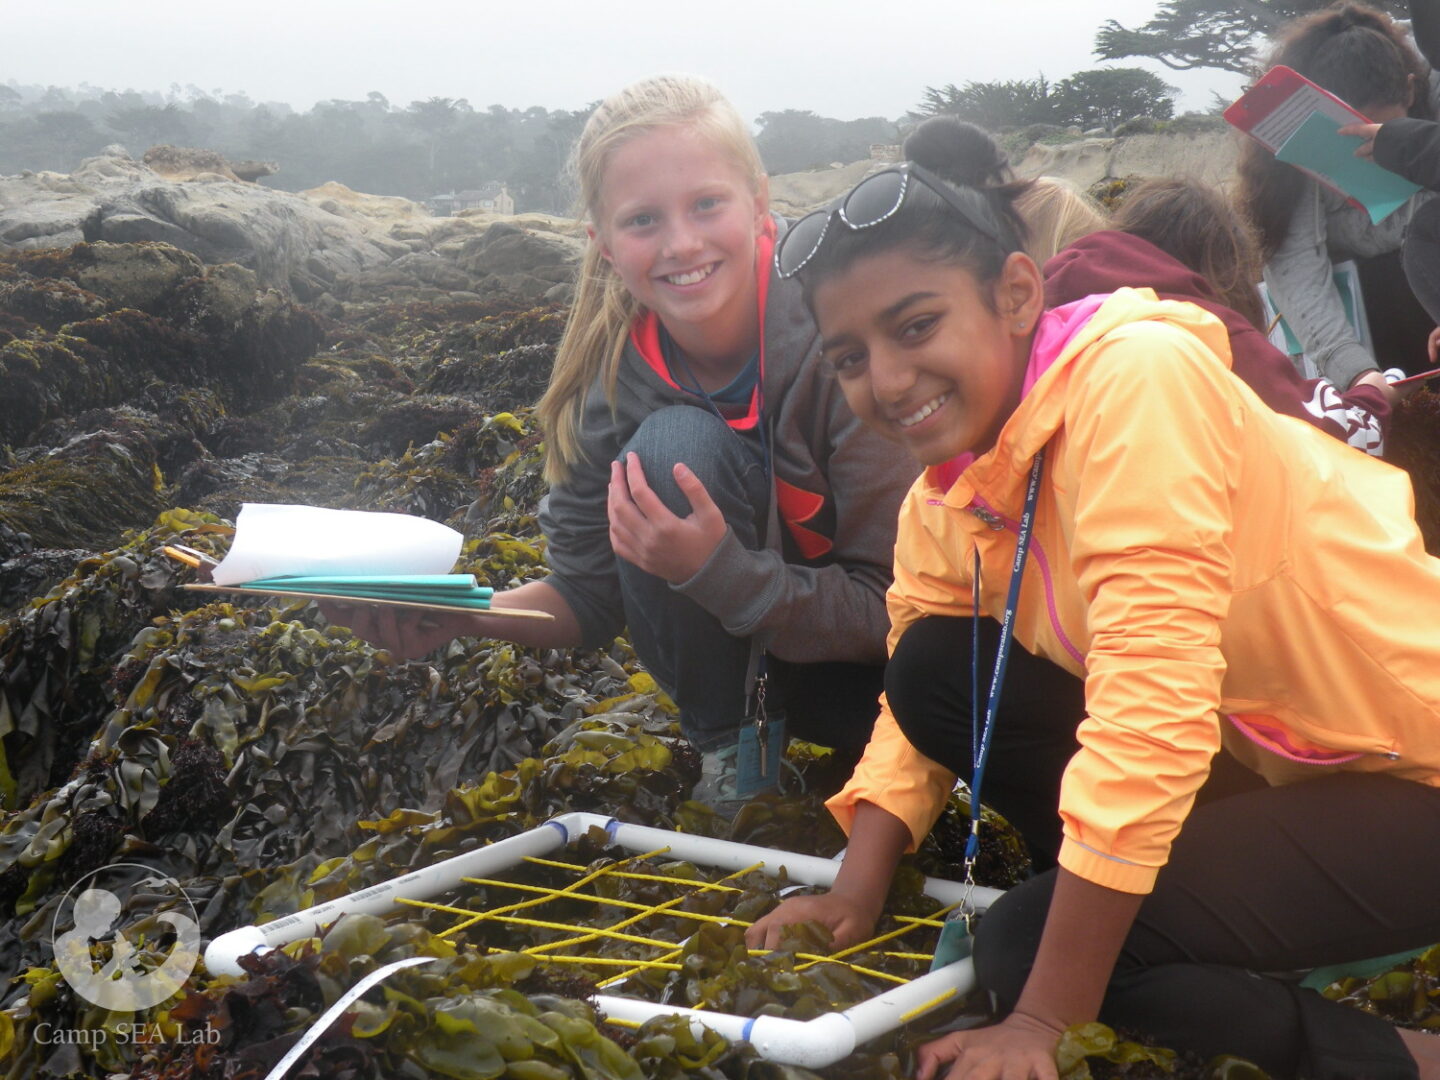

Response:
(887, 615), (1440, 1078)
(769, 655), (883, 758)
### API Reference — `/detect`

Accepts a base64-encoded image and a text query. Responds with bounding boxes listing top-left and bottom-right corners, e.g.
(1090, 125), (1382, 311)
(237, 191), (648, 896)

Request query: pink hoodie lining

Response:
(933, 295), (1110, 492)
(1227, 715), (1364, 765)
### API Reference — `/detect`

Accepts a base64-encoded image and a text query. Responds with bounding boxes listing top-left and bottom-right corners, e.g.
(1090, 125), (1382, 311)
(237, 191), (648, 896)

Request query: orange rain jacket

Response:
(828, 288), (1440, 895)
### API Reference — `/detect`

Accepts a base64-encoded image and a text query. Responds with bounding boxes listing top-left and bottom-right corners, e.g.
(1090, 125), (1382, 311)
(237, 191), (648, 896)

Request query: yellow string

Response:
(787, 956), (909, 986)
(899, 987), (958, 1024)
(400, 844), (678, 940)
(521, 855), (744, 894)
(520, 862), (760, 959)
(460, 875), (748, 927)
(407, 843), (957, 1005)
(595, 944), (685, 990)
(403, 898), (678, 949)
(486, 949), (683, 972)
(588, 863), (763, 989)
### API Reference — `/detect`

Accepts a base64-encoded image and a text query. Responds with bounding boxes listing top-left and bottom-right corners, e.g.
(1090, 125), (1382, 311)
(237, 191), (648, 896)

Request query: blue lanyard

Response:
(964, 449), (1046, 880)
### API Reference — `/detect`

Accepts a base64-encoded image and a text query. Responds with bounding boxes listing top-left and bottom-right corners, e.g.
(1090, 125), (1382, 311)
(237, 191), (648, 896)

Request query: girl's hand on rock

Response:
(914, 1013), (1065, 1080)
(608, 453), (727, 584)
(744, 889), (880, 952)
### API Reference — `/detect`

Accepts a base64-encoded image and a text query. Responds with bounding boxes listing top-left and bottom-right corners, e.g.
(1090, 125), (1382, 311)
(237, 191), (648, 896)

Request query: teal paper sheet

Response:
(1275, 110), (1422, 223)
(249, 574), (489, 592)
(243, 573), (493, 608)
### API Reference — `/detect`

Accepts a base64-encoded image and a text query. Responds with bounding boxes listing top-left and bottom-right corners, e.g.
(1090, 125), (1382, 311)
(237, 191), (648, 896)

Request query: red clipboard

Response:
(1389, 367), (1440, 389)
(1224, 65), (1371, 153)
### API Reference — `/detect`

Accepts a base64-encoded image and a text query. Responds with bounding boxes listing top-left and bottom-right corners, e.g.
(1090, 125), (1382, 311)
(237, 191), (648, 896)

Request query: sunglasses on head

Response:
(774, 162), (1008, 279)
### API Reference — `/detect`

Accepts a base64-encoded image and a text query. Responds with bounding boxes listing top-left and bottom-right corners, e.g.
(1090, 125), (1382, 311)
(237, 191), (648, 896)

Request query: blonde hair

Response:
(536, 74), (766, 485)
(1014, 176), (1107, 265)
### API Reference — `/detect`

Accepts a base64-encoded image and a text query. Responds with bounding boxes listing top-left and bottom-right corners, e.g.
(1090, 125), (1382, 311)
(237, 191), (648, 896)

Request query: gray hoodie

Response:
(539, 222), (919, 661)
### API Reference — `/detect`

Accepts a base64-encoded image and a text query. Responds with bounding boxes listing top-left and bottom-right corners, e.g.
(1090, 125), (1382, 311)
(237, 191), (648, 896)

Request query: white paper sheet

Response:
(211, 503), (464, 585)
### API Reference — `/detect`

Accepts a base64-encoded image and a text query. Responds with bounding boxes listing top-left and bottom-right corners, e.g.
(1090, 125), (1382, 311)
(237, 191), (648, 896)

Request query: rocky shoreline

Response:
(0, 146), (584, 310)
(2, 152), (1439, 1079)
(0, 220), (1006, 1077)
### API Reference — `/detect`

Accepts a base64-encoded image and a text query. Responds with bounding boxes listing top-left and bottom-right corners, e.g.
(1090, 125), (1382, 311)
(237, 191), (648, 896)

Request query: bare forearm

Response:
(745, 801), (911, 950)
(485, 580), (583, 649)
(1349, 368), (1399, 406)
(831, 801), (912, 916)
(1013, 868), (1145, 1028)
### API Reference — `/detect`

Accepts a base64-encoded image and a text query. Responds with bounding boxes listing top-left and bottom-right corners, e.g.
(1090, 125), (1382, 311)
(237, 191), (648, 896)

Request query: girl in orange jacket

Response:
(747, 122), (1440, 1077)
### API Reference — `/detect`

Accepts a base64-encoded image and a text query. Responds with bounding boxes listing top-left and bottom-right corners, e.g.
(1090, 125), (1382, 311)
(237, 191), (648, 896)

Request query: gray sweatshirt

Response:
(539, 221), (919, 662)
(1261, 70), (1440, 389)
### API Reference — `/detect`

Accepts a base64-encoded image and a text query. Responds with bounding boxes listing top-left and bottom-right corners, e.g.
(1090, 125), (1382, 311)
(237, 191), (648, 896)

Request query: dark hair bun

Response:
(903, 116), (1012, 188)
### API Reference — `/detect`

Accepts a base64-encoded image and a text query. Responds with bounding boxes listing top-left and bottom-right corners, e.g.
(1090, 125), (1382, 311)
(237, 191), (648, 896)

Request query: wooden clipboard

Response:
(182, 583), (554, 621)
(1224, 65), (1369, 152)
(164, 548), (552, 621)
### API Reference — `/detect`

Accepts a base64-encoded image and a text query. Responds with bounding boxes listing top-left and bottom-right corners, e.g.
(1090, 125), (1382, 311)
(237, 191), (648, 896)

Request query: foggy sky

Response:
(7, 0), (1244, 121)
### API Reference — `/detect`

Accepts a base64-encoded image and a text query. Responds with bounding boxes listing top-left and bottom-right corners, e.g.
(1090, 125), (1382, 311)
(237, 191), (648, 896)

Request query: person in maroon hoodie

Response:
(1044, 177), (1395, 455)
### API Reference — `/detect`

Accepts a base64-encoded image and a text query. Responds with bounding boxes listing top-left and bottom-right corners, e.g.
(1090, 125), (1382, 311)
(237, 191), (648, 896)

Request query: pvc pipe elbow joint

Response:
(744, 1011), (856, 1069)
(204, 925), (271, 977)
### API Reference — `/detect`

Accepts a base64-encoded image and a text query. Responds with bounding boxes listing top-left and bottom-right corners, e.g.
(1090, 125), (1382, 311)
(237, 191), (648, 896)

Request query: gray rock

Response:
(544, 282), (576, 306)
(2, 148), (588, 304)
(475, 271), (554, 303)
(0, 198), (99, 247)
(0, 148), (405, 295)
(69, 241), (203, 311)
(97, 212), (195, 247)
(389, 251), (475, 291)
(456, 221), (581, 279)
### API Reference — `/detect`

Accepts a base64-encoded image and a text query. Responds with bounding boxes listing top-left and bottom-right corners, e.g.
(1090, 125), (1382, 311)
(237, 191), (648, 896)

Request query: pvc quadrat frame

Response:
(205, 812), (1003, 1068)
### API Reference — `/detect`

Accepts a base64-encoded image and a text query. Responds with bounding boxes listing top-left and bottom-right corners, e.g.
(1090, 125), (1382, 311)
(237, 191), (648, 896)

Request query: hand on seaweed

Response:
(319, 601), (478, 659)
(914, 1012), (1065, 1080)
(608, 453), (727, 584)
(744, 887), (880, 952)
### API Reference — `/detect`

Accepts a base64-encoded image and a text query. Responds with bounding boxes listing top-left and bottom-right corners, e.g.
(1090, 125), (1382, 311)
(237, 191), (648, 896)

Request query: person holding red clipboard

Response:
(1336, 107), (1440, 387)
(1237, 1), (1440, 388)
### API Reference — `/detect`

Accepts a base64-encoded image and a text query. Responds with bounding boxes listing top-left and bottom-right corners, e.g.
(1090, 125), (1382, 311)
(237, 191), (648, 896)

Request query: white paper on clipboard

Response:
(1226, 65), (1372, 154)
(1248, 82), (1366, 152)
(211, 503), (463, 585)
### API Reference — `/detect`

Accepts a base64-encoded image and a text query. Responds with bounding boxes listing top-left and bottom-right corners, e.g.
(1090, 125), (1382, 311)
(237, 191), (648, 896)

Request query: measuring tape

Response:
(261, 955), (436, 1080)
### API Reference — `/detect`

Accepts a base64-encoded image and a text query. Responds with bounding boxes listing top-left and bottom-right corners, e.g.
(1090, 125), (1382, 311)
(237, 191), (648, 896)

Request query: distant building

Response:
(426, 182), (514, 217)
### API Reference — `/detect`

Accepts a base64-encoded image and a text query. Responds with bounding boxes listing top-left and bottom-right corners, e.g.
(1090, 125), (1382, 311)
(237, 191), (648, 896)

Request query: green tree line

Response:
(913, 68), (1178, 131)
(0, 82), (903, 209)
(2, 0), (1383, 207)
(0, 84), (598, 212)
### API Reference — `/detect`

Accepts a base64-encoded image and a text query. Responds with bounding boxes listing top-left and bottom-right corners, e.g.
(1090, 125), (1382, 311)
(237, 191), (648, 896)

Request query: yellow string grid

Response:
(395, 842), (960, 1013)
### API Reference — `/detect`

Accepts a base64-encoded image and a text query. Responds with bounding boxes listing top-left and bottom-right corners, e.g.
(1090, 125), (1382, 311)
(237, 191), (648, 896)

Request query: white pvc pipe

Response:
(203, 808), (1004, 1065)
(204, 814), (585, 975)
(594, 956), (980, 1068)
(600, 818), (1004, 909)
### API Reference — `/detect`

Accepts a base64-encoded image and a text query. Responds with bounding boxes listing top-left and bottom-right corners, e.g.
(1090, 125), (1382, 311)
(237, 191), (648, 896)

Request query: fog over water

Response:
(8, 0), (1244, 122)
